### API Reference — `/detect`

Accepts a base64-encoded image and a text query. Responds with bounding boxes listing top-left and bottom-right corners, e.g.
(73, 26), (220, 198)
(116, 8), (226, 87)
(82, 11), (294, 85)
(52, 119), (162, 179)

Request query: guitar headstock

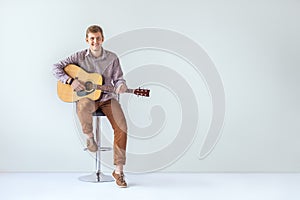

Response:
(134, 88), (150, 97)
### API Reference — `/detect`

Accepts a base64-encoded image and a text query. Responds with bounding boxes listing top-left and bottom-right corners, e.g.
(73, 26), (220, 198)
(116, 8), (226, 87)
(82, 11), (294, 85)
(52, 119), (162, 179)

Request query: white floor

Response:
(0, 172), (299, 200)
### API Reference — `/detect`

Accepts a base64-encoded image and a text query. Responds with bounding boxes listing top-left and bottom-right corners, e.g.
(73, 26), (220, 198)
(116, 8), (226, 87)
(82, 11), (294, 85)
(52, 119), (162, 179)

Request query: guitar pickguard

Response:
(76, 89), (96, 97)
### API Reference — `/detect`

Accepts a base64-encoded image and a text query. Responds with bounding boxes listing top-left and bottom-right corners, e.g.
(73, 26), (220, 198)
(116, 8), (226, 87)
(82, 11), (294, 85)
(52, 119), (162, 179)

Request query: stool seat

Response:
(92, 108), (105, 116)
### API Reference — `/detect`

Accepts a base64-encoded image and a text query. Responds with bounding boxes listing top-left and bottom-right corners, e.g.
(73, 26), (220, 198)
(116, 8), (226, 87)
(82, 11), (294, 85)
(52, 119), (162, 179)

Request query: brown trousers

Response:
(76, 98), (127, 165)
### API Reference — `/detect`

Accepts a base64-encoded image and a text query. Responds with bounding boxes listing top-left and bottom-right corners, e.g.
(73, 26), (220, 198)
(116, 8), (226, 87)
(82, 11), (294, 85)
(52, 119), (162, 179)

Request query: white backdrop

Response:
(0, 0), (299, 172)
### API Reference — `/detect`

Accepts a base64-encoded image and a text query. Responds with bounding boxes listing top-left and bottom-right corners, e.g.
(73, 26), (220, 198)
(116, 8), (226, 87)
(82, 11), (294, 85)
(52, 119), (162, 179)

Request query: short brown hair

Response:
(86, 25), (104, 38)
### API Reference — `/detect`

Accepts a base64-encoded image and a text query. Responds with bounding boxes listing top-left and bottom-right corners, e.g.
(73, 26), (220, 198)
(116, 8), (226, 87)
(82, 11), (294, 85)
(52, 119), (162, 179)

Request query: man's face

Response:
(86, 32), (103, 51)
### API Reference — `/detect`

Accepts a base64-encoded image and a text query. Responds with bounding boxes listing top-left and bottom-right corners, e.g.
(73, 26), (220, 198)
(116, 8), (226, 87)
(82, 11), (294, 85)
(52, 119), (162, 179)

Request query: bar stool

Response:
(79, 108), (114, 183)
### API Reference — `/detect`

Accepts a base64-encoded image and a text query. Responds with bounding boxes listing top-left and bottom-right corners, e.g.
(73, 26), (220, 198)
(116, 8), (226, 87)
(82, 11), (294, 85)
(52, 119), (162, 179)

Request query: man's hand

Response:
(71, 79), (85, 92)
(115, 84), (128, 94)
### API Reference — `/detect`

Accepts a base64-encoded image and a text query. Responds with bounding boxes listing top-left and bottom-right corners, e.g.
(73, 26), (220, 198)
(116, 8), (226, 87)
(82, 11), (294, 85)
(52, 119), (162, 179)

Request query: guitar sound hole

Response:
(77, 81), (95, 97)
(85, 81), (94, 92)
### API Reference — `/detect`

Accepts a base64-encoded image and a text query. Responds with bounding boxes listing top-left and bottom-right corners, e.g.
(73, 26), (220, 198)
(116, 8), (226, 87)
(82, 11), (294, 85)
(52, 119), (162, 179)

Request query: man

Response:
(52, 25), (127, 188)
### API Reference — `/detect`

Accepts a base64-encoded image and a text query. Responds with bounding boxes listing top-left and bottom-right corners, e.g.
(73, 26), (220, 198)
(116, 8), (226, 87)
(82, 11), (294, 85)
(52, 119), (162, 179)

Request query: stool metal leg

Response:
(79, 116), (114, 183)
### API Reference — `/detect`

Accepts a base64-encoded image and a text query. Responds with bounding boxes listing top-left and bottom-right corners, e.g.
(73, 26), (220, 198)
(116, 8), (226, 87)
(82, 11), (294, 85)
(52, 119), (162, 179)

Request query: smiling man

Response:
(52, 25), (128, 188)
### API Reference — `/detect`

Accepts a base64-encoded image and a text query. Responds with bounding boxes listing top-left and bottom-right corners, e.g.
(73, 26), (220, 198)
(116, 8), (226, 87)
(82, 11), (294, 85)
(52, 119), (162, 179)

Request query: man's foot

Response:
(112, 170), (127, 188)
(87, 138), (98, 152)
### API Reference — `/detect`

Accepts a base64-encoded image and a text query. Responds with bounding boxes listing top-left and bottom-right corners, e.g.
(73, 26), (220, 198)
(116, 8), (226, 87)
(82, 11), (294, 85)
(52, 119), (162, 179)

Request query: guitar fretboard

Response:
(95, 84), (135, 94)
(126, 89), (135, 94)
(92, 83), (149, 96)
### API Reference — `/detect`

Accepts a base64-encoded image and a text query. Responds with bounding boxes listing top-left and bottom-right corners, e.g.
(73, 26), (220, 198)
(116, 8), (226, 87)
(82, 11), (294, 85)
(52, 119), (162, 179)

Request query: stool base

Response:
(79, 171), (114, 183)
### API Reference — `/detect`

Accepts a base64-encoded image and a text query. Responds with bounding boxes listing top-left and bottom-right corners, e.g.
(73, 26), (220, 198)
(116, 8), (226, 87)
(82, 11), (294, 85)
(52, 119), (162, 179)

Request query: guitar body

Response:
(57, 64), (102, 102)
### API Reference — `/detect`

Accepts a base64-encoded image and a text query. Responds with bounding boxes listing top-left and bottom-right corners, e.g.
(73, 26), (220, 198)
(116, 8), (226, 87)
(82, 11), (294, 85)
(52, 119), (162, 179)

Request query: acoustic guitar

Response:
(57, 64), (150, 102)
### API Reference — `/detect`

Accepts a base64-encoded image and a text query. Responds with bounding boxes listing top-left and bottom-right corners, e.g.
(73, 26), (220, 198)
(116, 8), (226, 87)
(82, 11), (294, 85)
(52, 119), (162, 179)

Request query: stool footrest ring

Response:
(83, 147), (112, 152)
(99, 147), (113, 151)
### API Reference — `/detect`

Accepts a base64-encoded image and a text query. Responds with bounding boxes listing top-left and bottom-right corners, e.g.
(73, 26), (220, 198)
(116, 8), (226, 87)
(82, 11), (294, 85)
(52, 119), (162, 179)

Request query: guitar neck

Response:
(95, 85), (135, 94)
(95, 85), (114, 93)
(95, 84), (150, 97)
(125, 89), (135, 94)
